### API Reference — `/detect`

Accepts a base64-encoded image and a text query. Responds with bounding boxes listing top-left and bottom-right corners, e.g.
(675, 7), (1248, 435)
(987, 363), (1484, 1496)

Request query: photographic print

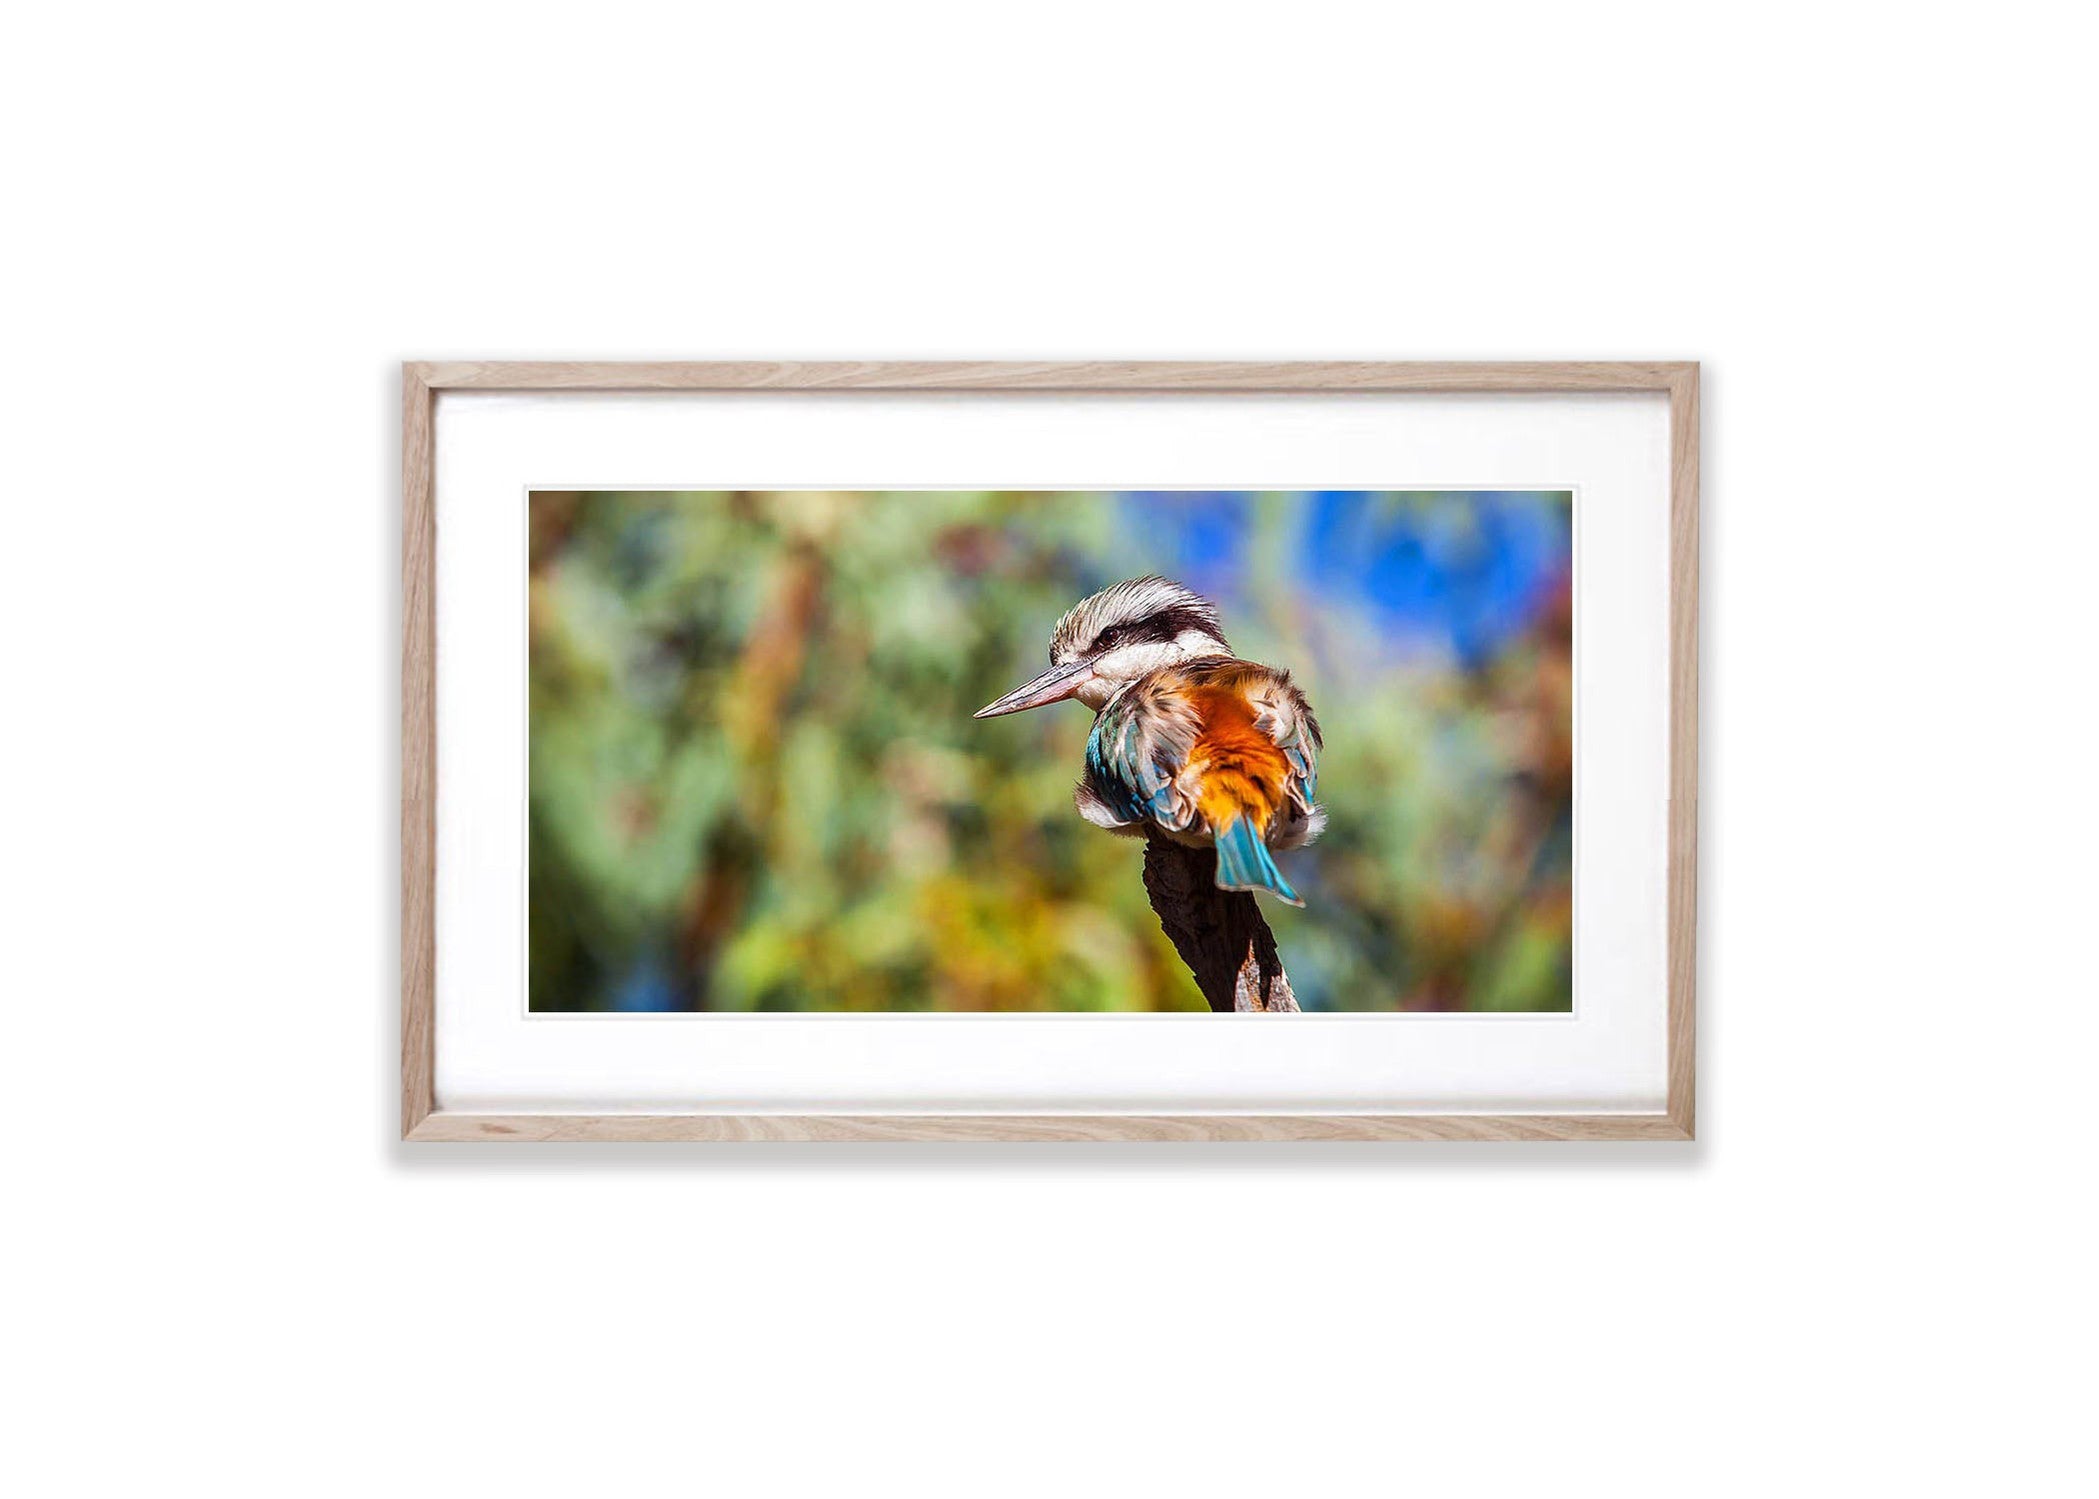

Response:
(527, 488), (1572, 1014)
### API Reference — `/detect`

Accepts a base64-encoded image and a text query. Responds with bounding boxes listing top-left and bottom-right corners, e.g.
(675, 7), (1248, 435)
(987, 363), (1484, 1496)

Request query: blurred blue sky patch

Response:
(1118, 489), (1571, 669)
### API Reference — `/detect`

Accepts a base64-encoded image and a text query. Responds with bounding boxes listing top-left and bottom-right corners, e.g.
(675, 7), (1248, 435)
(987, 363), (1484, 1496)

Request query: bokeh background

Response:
(528, 489), (1572, 1013)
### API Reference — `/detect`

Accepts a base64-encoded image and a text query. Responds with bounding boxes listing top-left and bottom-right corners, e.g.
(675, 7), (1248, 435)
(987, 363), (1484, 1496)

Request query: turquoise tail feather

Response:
(1212, 819), (1303, 906)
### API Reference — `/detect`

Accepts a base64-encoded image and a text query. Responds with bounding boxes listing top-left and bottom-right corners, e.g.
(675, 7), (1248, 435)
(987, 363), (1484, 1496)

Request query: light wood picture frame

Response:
(402, 361), (1698, 1141)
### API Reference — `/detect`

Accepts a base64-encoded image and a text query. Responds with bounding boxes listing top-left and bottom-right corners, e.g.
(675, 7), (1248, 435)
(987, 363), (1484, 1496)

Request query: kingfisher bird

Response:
(975, 576), (1324, 905)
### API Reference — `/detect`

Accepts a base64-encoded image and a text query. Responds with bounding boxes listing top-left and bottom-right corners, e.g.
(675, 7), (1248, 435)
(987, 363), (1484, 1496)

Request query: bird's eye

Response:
(1093, 625), (1124, 652)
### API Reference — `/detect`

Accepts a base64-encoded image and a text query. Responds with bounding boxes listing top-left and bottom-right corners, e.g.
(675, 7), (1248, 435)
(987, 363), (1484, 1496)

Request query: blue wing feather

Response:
(1086, 685), (1191, 829)
(1084, 715), (1151, 825)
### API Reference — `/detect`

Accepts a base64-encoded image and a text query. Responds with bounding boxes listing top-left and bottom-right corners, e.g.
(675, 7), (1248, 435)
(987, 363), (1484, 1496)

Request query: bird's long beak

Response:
(974, 657), (1095, 718)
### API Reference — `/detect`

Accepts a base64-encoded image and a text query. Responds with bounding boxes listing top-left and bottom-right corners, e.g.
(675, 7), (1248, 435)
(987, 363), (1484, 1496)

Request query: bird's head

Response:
(974, 575), (1232, 718)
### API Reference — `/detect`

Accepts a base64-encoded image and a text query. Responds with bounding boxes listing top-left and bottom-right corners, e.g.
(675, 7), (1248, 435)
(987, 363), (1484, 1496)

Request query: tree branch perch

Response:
(1140, 833), (1300, 1013)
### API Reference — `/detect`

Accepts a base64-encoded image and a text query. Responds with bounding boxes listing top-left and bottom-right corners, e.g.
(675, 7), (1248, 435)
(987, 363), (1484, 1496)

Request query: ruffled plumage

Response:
(1076, 656), (1324, 854)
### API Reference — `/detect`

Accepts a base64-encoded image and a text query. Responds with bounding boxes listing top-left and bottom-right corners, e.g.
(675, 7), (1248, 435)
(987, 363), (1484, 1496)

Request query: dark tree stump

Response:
(1140, 833), (1300, 1013)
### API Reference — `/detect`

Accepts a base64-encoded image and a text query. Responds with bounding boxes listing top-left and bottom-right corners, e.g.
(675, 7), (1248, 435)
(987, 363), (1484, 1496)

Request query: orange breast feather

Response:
(1185, 685), (1291, 834)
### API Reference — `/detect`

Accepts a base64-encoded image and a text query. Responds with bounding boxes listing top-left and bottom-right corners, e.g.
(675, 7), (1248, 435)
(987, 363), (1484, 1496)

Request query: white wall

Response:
(9, 4), (2092, 1496)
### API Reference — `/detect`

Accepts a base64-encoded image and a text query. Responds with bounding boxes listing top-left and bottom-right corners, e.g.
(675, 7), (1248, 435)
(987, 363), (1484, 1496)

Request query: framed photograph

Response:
(403, 362), (1698, 1140)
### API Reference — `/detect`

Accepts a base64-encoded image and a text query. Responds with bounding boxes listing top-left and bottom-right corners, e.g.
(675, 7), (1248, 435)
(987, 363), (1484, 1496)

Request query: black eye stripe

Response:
(1094, 605), (1224, 653)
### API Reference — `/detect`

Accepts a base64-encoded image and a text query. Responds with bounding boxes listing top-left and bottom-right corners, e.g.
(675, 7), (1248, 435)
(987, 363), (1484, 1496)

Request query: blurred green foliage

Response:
(529, 489), (1571, 1012)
